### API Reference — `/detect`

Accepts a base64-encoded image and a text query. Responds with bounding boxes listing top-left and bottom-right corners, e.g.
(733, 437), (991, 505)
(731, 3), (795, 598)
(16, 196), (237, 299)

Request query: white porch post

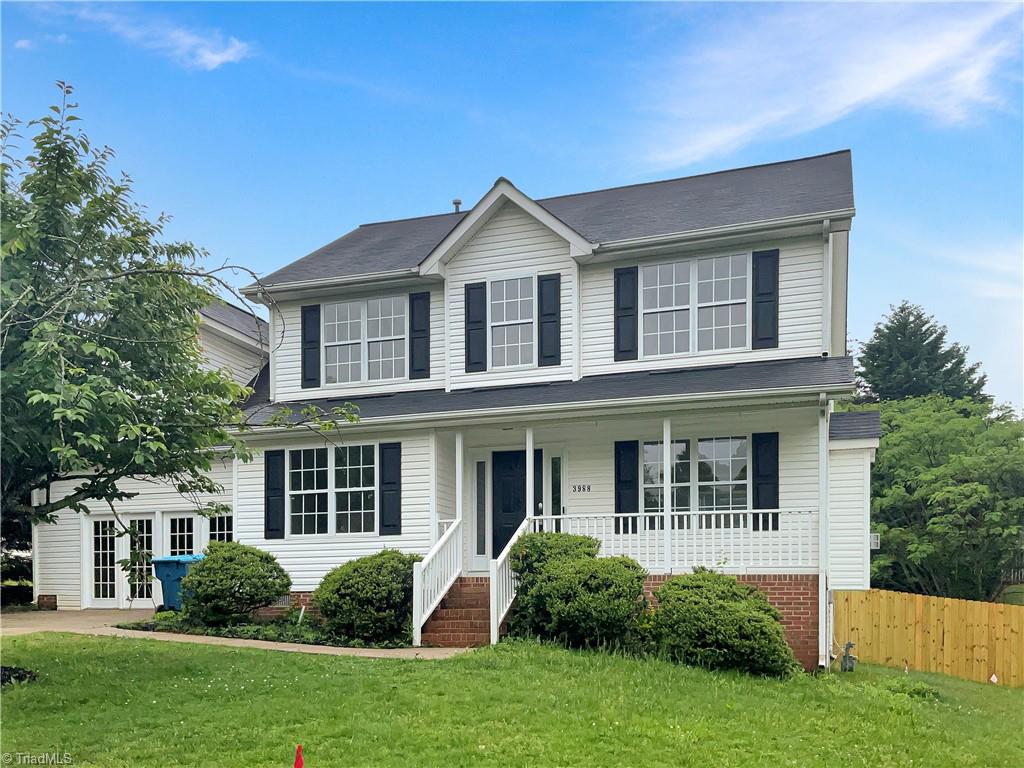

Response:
(662, 418), (673, 573)
(525, 427), (535, 520)
(817, 396), (830, 669)
(455, 431), (465, 523)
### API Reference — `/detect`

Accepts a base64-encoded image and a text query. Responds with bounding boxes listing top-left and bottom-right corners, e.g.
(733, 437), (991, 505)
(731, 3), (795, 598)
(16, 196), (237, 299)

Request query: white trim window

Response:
(642, 440), (691, 530)
(289, 448), (329, 534)
(641, 263), (690, 356)
(92, 520), (117, 599)
(696, 255), (747, 352)
(169, 516), (195, 555)
(335, 445), (376, 534)
(490, 277), (534, 368)
(209, 515), (233, 543)
(128, 518), (154, 599)
(640, 253), (749, 357)
(696, 436), (748, 529)
(323, 296), (407, 384)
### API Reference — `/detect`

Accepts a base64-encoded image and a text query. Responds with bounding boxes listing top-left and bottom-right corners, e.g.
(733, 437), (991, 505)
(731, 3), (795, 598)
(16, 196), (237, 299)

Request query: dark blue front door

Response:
(491, 450), (526, 555)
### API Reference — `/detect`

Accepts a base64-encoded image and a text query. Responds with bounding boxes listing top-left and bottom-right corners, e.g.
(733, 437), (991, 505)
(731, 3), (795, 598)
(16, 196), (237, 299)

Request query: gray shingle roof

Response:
(257, 151), (854, 287)
(200, 300), (270, 346)
(829, 410), (881, 440)
(243, 355), (854, 426)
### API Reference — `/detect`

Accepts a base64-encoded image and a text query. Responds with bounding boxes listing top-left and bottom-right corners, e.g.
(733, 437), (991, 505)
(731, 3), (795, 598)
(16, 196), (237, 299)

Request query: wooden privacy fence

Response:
(833, 589), (1024, 687)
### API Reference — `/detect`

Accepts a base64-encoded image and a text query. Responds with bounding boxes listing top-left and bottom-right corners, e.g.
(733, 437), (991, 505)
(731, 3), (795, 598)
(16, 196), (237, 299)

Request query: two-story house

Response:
(32, 151), (880, 670)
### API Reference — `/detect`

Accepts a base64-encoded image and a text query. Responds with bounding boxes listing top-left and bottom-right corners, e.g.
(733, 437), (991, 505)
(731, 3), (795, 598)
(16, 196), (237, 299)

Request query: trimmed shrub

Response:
(647, 569), (797, 677)
(509, 532), (601, 636)
(530, 556), (646, 648)
(181, 541), (291, 625)
(312, 550), (422, 644)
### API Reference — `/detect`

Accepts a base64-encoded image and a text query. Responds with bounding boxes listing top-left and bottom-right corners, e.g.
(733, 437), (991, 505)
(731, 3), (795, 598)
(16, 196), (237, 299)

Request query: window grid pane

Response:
(642, 440), (691, 530)
(323, 297), (408, 384)
(697, 436), (748, 529)
(335, 445), (376, 534)
(642, 261), (691, 357)
(696, 255), (747, 351)
(129, 519), (153, 599)
(289, 449), (329, 535)
(93, 520), (116, 599)
(491, 277), (534, 367)
(169, 517), (195, 556)
(210, 515), (233, 543)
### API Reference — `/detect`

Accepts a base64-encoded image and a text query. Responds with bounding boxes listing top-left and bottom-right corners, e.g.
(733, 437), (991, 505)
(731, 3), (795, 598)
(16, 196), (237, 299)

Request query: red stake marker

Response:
(294, 744), (304, 768)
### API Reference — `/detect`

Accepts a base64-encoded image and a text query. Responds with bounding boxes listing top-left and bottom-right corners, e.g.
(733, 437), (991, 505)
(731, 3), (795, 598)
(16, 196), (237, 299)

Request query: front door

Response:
(492, 450), (526, 555)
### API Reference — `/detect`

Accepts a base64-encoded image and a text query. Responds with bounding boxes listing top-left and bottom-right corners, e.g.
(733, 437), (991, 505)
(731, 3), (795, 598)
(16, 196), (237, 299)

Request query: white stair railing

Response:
(489, 517), (531, 645)
(412, 518), (463, 647)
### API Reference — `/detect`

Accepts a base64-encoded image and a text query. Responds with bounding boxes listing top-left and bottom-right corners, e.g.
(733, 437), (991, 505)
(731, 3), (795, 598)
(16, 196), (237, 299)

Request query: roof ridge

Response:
(358, 210), (466, 228)
(537, 150), (852, 204)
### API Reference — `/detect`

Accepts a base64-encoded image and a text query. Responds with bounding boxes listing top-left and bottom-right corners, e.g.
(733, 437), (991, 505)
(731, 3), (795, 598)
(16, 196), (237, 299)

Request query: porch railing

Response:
(527, 508), (818, 573)
(412, 517), (463, 647)
(489, 517), (531, 644)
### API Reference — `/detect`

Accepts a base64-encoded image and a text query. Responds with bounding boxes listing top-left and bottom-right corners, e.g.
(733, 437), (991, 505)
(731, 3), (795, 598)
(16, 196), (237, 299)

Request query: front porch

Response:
(413, 399), (827, 654)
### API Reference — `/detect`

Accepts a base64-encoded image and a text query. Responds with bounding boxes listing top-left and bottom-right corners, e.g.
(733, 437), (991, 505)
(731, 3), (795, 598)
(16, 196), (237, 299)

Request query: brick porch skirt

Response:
(644, 574), (819, 670)
(255, 592), (315, 620)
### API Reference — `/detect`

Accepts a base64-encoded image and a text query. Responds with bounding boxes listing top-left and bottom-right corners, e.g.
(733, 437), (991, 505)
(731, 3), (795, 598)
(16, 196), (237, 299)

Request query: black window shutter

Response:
(614, 440), (639, 533)
(264, 450), (285, 540)
(408, 292), (431, 379)
(751, 432), (780, 531)
(537, 273), (561, 367)
(300, 305), (321, 388)
(378, 442), (402, 536)
(464, 282), (487, 373)
(752, 250), (780, 349)
(613, 267), (639, 361)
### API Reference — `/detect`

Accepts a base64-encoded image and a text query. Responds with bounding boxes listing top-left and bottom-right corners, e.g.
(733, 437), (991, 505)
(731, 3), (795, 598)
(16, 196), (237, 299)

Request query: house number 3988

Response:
(571, 484), (592, 493)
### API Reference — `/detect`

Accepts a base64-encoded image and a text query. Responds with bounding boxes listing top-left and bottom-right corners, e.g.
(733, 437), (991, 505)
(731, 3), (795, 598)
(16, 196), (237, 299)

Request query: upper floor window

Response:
(323, 296), (406, 384)
(641, 254), (748, 357)
(490, 277), (534, 368)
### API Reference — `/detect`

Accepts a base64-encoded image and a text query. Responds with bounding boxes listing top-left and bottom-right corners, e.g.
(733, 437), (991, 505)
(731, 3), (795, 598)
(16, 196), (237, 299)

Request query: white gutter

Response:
(588, 208), (857, 259)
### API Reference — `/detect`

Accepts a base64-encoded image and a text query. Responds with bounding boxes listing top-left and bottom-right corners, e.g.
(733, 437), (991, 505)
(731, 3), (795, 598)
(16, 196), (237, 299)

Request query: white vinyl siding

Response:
(32, 507), (84, 609)
(271, 288), (444, 402)
(199, 327), (266, 386)
(581, 236), (826, 376)
(828, 445), (873, 590)
(447, 202), (575, 389)
(236, 432), (433, 592)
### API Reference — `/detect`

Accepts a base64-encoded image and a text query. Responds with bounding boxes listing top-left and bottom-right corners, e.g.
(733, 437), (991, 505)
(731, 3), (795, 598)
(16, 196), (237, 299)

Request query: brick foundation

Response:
(420, 577), (494, 647)
(644, 573), (819, 670)
(37, 594), (57, 611)
(255, 591), (315, 620)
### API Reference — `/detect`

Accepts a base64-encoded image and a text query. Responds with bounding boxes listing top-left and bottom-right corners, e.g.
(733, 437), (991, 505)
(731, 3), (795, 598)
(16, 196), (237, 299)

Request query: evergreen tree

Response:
(857, 301), (988, 402)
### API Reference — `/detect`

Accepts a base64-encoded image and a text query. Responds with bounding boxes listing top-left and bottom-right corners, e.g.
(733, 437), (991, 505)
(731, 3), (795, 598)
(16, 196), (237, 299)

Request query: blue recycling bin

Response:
(153, 554), (204, 611)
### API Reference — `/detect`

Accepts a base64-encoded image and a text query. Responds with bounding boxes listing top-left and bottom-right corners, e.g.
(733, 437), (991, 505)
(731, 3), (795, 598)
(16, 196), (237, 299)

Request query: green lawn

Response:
(2, 634), (1021, 767)
(997, 584), (1024, 606)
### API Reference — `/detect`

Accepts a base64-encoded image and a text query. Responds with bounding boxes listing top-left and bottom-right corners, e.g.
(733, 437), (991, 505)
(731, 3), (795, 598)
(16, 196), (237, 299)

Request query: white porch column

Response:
(662, 418), (673, 572)
(455, 431), (465, 522)
(525, 427), (535, 520)
(817, 396), (831, 669)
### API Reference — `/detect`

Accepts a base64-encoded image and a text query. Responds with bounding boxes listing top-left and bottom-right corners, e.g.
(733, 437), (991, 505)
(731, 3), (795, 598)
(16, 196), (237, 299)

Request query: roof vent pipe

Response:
(452, 198), (462, 212)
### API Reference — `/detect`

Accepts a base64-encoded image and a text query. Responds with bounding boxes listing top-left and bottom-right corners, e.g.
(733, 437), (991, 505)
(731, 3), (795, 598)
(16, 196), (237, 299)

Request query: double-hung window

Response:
(209, 515), (233, 543)
(323, 296), (406, 384)
(640, 254), (748, 357)
(696, 436), (748, 529)
(490, 277), (534, 367)
(289, 448), (329, 534)
(642, 440), (691, 530)
(335, 445), (376, 533)
(289, 445), (377, 535)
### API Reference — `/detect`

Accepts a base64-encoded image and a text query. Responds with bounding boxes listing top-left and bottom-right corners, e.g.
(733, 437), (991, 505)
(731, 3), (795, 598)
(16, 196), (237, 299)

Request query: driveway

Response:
(0, 608), (154, 636)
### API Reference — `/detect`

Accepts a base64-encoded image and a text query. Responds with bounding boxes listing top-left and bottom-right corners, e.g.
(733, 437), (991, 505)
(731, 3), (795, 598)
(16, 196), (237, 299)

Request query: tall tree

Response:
(1, 84), (250, 530)
(867, 396), (1024, 601)
(857, 301), (988, 402)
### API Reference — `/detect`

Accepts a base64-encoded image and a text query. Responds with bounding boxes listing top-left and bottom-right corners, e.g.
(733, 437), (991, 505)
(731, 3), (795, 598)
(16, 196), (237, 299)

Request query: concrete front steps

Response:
(420, 576), (500, 648)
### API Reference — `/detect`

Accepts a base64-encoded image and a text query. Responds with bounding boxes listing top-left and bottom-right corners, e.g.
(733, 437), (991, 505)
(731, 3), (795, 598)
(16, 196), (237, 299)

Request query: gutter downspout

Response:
(818, 392), (831, 669)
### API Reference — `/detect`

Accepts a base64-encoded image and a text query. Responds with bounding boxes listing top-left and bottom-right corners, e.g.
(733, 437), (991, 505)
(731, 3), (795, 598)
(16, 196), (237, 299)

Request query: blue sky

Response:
(3, 2), (1022, 405)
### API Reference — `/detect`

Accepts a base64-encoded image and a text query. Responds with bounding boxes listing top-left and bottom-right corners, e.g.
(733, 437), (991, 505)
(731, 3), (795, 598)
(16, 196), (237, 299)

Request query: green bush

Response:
(312, 550), (422, 644)
(647, 569), (797, 677)
(530, 556), (646, 648)
(509, 532), (601, 635)
(181, 541), (291, 625)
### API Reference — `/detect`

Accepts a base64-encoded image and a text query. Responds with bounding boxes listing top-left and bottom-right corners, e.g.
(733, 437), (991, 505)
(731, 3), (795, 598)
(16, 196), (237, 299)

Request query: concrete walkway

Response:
(0, 608), (468, 659)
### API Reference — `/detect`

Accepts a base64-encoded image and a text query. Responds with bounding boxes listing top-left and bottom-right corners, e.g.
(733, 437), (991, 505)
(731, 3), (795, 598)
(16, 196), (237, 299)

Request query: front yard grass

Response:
(2, 634), (1021, 767)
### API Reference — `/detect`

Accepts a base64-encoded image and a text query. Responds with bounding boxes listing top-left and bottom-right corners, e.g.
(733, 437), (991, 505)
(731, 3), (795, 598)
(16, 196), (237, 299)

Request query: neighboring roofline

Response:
(241, 267), (423, 298)
(242, 381), (852, 434)
(199, 317), (269, 355)
(419, 178), (595, 276)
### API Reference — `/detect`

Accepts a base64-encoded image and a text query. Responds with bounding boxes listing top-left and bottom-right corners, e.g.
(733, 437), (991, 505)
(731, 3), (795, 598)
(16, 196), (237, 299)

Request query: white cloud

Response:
(640, 4), (1022, 168)
(15, 39), (34, 50)
(57, 4), (251, 71)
